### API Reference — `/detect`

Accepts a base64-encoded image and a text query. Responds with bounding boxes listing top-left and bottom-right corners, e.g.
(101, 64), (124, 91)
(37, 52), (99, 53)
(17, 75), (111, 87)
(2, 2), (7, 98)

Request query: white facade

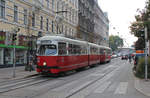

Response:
(94, 1), (109, 46)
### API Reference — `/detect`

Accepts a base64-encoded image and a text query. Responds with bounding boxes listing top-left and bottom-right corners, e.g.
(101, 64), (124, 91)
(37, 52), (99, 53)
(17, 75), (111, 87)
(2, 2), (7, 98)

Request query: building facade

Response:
(0, 0), (78, 67)
(77, 0), (95, 43)
(94, 0), (109, 46)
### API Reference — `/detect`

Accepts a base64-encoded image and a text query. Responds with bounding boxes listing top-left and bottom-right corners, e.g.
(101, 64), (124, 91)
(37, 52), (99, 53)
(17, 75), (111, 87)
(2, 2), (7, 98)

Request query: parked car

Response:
(111, 54), (117, 58)
(121, 55), (128, 60)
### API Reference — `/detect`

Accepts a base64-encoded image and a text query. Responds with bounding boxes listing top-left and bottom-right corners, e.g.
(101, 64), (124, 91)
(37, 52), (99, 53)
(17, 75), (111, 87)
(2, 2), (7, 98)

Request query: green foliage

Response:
(135, 37), (145, 50)
(109, 35), (123, 51)
(135, 57), (150, 78)
(130, 0), (150, 50)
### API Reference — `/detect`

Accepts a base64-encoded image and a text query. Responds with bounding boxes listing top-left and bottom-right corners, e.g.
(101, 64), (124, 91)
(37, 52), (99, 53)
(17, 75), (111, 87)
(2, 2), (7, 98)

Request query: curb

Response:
(24, 73), (39, 78)
(134, 77), (150, 97)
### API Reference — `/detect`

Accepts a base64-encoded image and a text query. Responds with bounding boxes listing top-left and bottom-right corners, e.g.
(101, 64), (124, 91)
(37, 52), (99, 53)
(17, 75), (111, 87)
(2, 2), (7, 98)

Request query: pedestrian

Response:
(133, 56), (138, 71)
(29, 55), (34, 71)
(128, 54), (132, 63)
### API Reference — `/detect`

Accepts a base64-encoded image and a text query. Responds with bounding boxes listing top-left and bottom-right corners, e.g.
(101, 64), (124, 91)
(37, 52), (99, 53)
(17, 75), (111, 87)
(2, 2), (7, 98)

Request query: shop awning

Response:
(0, 44), (28, 49)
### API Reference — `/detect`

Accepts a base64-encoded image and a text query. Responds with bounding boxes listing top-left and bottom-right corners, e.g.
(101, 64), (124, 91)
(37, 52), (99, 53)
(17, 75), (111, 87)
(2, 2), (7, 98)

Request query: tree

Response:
(109, 35), (123, 51)
(135, 37), (145, 50)
(130, 0), (150, 50)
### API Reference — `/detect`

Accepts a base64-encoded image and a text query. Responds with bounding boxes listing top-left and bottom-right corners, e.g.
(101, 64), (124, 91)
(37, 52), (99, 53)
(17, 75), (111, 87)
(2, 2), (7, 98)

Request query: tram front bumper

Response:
(37, 65), (60, 74)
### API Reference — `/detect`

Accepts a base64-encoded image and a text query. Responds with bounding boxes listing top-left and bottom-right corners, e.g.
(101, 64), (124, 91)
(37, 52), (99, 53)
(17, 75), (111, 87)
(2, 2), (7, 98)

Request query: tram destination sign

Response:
(41, 40), (52, 44)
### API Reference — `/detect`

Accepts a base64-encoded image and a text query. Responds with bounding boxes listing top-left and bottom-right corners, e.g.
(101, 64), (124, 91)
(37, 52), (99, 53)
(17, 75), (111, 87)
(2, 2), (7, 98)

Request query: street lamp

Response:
(144, 26), (148, 81)
(136, 21), (149, 81)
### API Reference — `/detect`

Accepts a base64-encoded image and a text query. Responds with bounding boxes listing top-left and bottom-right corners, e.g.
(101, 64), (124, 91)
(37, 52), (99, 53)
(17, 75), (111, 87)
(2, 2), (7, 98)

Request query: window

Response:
(80, 46), (87, 55)
(24, 9), (27, 25)
(57, 1), (59, 12)
(14, 5), (18, 22)
(52, 21), (54, 32)
(52, 0), (55, 10)
(46, 18), (49, 31)
(40, 16), (43, 29)
(32, 13), (35, 27)
(90, 47), (98, 55)
(62, 25), (63, 34)
(0, 0), (5, 19)
(100, 49), (105, 55)
(56, 24), (59, 34)
(38, 45), (57, 56)
(68, 44), (81, 55)
(46, 0), (50, 8)
(58, 42), (67, 55)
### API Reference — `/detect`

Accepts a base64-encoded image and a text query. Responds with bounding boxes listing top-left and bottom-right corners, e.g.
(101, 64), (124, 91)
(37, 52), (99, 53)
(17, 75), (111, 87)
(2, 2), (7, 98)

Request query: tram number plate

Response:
(41, 40), (52, 44)
(43, 69), (49, 72)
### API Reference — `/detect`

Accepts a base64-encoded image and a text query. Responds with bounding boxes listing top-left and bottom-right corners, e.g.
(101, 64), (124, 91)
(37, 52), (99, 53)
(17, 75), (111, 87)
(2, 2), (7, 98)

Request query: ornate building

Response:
(94, 0), (109, 46)
(0, 0), (78, 67)
(77, 0), (95, 42)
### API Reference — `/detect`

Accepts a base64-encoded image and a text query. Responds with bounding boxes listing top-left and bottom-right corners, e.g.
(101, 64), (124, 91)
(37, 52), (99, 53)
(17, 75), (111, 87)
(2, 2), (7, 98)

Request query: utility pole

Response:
(12, 27), (20, 78)
(145, 26), (148, 81)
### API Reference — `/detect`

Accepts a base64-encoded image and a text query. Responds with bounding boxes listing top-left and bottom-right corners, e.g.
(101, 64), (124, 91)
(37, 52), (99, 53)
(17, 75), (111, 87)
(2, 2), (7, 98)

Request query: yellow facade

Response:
(0, 0), (78, 38)
(0, 0), (78, 66)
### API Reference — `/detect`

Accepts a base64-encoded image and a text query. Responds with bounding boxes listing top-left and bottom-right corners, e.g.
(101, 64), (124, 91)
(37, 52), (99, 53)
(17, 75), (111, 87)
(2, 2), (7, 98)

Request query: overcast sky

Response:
(98, 0), (147, 47)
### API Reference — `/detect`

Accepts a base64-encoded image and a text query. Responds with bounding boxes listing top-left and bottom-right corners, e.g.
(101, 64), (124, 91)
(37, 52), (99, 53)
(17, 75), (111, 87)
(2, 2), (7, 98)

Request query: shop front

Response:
(0, 44), (28, 67)
(0, 31), (28, 67)
(0, 48), (4, 65)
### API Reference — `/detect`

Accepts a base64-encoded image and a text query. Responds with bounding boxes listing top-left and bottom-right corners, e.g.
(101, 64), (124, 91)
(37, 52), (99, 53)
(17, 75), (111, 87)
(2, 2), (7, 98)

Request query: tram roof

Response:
(38, 36), (111, 50)
(38, 36), (88, 45)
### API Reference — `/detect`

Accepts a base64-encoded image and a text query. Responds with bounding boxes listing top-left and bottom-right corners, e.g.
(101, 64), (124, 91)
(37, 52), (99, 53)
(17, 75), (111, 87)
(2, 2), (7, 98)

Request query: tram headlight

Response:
(43, 62), (47, 66)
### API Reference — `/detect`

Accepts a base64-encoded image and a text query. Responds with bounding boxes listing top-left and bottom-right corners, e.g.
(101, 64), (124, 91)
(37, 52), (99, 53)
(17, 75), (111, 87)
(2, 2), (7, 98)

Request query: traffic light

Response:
(12, 33), (17, 41)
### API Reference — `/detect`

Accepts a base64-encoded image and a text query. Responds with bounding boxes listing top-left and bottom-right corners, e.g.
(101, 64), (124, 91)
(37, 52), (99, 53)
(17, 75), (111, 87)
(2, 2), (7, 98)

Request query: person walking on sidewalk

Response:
(128, 54), (132, 63)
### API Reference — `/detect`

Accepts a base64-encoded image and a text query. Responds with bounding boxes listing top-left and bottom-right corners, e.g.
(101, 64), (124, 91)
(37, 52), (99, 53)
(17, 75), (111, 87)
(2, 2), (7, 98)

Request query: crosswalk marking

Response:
(107, 82), (118, 92)
(28, 80), (61, 90)
(51, 80), (78, 91)
(114, 82), (128, 94)
(94, 81), (111, 93)
(69, 81), (93, 94)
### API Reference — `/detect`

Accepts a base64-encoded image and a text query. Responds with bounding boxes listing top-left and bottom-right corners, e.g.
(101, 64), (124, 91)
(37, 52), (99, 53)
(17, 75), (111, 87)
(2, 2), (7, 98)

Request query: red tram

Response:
(36, 36), (111, 75)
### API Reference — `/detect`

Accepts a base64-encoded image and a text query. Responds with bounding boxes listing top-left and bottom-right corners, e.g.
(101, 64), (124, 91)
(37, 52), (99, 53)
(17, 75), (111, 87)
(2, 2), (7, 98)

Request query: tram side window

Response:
(81, 46), (87, 55)
(75, 45), (81, 55)
(100, 49), (105, 55)
(38, 45), (57, 56)
(90, 47), (93, 55)
(108, 50), (111, 55)
(68, 44), (73, 55)
(105, 49), (108, 55)
(68, 44), (81, 55)
(58, 42), (67, 55)
(90, 47), (98, 55)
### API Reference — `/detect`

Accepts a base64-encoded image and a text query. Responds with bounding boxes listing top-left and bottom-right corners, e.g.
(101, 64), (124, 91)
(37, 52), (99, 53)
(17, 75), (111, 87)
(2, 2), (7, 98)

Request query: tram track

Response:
(29, 61), (122, 98)
(65, 67), (118, 98)
(0, 59), (122, 97)
(65, 60), (125, 98)
(0, 75), (54, 93)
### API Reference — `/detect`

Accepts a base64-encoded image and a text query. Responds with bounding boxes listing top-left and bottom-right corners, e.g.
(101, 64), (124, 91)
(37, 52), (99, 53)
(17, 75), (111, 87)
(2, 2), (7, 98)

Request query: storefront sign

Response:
(18, 35), (28, 46)
(0, 31), (6, 44)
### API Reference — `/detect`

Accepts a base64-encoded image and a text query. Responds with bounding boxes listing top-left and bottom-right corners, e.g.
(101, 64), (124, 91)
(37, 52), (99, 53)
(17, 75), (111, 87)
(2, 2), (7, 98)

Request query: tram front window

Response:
(38, 45), (57, 56)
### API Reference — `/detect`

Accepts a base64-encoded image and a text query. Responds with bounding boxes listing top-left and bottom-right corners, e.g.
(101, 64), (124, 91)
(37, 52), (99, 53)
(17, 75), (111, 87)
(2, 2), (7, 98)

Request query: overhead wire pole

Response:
(13, 37), (16, 78)
(145, 26), (148, 81)
(12, 27), (20, 78)
(135, 20), (149, 81)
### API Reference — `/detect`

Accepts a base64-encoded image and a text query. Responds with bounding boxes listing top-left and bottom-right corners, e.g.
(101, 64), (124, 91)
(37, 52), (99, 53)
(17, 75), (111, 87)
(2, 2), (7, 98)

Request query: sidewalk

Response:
(0, 66), (38, 82)
(134, 77), (150, 97)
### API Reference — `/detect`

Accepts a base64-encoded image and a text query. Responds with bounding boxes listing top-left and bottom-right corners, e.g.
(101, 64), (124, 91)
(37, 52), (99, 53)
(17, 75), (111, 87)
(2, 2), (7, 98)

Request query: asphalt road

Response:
(0, 58), (149, 98)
